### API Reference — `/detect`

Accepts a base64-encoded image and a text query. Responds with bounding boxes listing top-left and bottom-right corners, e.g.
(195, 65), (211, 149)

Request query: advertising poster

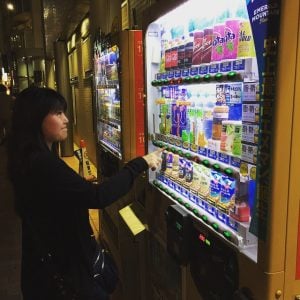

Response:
(247, 0), (281, 240)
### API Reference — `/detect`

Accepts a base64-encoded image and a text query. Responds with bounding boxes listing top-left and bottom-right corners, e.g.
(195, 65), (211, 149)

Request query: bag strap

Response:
(23, 217), (80, 300)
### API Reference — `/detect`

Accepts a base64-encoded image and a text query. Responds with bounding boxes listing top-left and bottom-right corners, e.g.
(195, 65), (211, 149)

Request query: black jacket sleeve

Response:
(30, 152), (149, 209)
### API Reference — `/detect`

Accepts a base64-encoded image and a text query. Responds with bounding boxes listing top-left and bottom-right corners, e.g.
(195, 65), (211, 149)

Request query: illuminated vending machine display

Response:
(93, 31), (147, 298)
(93, 31), (145, 179)
(145, 0), (281, 264)
(94, 37), (122, 159)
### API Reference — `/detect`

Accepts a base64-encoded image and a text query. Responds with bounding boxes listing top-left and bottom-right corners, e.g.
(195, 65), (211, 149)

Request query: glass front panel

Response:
(94, 43), (122, 159)
(146, 0), (262, 261)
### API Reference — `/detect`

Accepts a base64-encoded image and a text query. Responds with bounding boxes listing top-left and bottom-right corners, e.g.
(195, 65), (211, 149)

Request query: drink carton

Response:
(165, 41), (172, 70)
(192, 31), (203, 65)
(198, 161), (211, 198)
(165, 152), (173, 177)
(208, 166), (222, 205)
(184, 33), (194, 67)
(223, 19), (240, 60)
(161, 151), (167, 172)
(178, 157), (186, 183)
(220, 120), (242, 155)
(171, 103), (187, 137)
(170, 39), (179, 69)
(171, 152), (180, 180)
(177, 36), (185, 69)
(201, 28), (213, 64)
(238, 20), (256, 58)
(217, 173), (236, 213)
(190, 162), (201, 194)
(184, 160), (193, 188)
(211, 23), (225, 62)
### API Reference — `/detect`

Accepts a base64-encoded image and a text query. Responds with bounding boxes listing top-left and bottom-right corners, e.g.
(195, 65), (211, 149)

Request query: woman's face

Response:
(42, 111), (69, 147)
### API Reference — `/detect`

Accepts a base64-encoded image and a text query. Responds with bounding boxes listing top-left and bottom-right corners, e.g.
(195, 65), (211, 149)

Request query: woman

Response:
(7, 87), (162, 300)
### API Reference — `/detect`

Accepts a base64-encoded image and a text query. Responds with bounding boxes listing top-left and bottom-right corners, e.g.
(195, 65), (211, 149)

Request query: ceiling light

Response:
(7, 3), (14, 11)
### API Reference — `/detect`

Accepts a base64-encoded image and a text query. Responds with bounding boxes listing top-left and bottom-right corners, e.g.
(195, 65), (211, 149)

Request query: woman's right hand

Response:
(142, 148), (164, 171)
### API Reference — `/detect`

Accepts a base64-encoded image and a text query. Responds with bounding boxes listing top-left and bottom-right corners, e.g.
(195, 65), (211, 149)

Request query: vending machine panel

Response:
(166, 204), (192, 264)
(94, 39), (122, 159)
(144, 0), (276, 262)
(143, 0), (300, 298)
(190, 221), (239, 299)
(93, 30), (145, 178)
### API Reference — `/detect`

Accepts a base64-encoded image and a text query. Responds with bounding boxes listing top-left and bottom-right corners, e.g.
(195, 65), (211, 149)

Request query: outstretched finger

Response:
(155, 147), (166, 155)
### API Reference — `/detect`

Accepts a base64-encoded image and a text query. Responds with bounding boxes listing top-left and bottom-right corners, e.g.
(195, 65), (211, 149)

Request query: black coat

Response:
(13, 150), (148, 300)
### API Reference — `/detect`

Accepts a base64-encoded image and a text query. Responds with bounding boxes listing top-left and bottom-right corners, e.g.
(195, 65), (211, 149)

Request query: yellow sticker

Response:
(119, 205), (145, 236)
(240, 162), (248, 177)
(250, 166), (256, 180)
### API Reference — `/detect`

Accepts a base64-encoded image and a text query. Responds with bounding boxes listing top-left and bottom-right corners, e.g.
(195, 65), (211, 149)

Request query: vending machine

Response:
(93, 29), (146, 299)
(93, 29), (145, 219)
(144, 0), (300, 299)
(93, 30), (145, 178)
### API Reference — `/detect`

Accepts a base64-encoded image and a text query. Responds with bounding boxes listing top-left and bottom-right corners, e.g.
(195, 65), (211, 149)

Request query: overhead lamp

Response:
(81, 18), (90, 39)
(7, 3), (14, 11)
(71, 33), (76, 50)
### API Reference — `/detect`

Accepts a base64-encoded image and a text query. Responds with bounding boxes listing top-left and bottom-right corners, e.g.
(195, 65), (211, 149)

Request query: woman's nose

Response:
(63, 113), (69, 123)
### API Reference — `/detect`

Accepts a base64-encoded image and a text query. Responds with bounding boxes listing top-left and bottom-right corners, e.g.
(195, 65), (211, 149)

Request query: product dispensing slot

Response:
(165, 204), (192, 265)
(190, 221), (240, 299)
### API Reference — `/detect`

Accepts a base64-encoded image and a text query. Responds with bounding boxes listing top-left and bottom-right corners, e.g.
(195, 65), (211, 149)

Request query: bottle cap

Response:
(184, 203), (190, 209)
(193, 156), (201, 163)
(185, 152), (192, 159)
(203, 74), (211, 82)
(215, 73), (223, 81)
(193, 75), (201, 82)
(193, 209), (199, 216)
(227, 71), (237, 80)
(80, 139), (86, 148)
(202, 159), (210, 167)
(224, 167), (233, 176)
(176, 77), (183, 84)
(213, 163), (221, 171)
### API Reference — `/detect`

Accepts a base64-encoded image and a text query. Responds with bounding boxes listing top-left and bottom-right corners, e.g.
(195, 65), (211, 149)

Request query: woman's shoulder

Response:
(30, 150), (61, 170)
(32, 149), (56, 161)
(31, 150), (75, 174)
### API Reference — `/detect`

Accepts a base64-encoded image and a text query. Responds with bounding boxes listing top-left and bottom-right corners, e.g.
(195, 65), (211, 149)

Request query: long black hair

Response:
(7, 87), (67, 182)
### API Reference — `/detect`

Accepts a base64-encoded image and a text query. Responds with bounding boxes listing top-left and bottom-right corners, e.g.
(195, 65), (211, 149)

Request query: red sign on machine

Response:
(134, 31), (145, 156)
(296, 209), (300, 279)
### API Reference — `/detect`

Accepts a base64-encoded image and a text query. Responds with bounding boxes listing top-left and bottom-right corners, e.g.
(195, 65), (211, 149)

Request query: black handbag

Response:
(40, 253), (80, 300)
(93, 239), (119, 294)
(24, 219), (80, 300)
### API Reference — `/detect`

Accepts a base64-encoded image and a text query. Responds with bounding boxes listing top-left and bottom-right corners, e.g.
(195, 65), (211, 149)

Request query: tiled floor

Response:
(0, 144), (99, 300)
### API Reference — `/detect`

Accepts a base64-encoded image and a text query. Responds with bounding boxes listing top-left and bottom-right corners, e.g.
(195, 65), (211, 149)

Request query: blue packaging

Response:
(209, 169), (222, 204)
(248, 180), (256, 215)
(228, 104), (242, 120)
(178, 157), (186, 179)
(220, 175), (236, 209)
(203, 119), (213, 140)
(185, 161), (193, 183)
